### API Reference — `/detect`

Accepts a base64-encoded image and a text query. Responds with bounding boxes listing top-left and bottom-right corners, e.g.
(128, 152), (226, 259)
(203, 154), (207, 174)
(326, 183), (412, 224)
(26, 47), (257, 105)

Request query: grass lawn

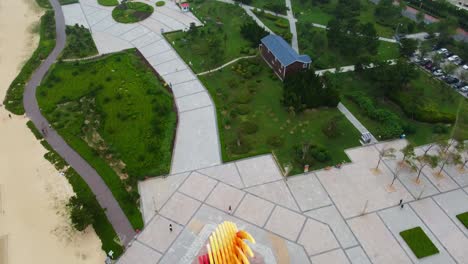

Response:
(298, 26), (399, 69)
(253, 10), (292, 42)
(456, 212), (468, 229)
(453, 99), (468, 141)
(62, 25), (98, 59)
(165, 0), (255, 73)
(250, 0), (287, 14)
(37, 50), (177, 229)
(335, 69), (462, 145)
(199, 57), (360, 174)
(400, 227), (439, 259)
(59, 0), (78, 5)
(98, 0), (118, 6)
(4, 8), (55, 115)
(112, 2), (154, 23)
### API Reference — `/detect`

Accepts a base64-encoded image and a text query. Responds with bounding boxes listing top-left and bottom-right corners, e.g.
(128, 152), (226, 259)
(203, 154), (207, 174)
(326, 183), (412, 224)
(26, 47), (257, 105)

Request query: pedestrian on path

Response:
(8, 114), (11, 118)
(228, 205), (232, 215)
(399, 199), (403, 206)
(169, 224), (173, 232)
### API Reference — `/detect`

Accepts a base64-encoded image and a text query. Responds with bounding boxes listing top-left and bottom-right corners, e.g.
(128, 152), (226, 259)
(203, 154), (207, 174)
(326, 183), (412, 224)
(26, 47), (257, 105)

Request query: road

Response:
(22, 0), (135, 246)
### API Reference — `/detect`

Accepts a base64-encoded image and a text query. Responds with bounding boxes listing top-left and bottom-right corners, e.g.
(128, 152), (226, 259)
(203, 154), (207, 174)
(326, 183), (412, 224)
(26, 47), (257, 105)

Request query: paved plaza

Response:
(120, 141), (468, 263)
(63, 0), (221, 174)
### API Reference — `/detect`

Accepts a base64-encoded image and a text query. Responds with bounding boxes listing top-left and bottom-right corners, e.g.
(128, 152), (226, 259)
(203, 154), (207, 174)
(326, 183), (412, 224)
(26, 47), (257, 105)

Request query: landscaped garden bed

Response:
(37, 50), (177, 229)
(400, 227), (439, 259)
(61, 24), (98, 59)
(112, 2), (154, 23)
(199, 58), (360, 174)
(98, 0), (118, 6)
(457, 212), (468, 229)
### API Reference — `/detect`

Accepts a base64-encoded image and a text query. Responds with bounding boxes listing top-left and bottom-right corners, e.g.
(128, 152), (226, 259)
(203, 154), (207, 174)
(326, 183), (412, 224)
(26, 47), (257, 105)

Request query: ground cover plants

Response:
(62, 25), (98, 59)
(253, 9), (292, 42)
(36, 50), (177, 229)
(400, 227), (439, 259)
(112, 2), (154, 23)
(98, 0), (118, 6)
(457, 212), (468, 229)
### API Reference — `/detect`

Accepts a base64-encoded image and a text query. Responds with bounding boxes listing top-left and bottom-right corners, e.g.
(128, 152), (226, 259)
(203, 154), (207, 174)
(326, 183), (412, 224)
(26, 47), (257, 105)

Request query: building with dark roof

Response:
(259, 35), (312, 81)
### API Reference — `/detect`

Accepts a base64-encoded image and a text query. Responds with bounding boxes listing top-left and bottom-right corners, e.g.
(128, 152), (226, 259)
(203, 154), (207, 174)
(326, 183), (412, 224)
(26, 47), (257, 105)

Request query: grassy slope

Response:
(336, 69), (462, 145)
(37, 50), (177, 229)
(165, 0), (253, 73)
(400, 227), (439, 259)
(3, 5), (56, 115)
(200, 58), (360, 174)
(62, 25), (98, 59)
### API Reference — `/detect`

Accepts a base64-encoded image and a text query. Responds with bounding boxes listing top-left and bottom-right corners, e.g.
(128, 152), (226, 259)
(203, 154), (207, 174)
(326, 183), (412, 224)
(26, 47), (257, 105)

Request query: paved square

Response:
(235, 155), (283, 187)
(137, 216), (182, 253)
(265, 206), (306, 241)
(345, 246), (371, 264)
(198, 163), (245, 189)
(117, 241), (161, 264)
(178, 172), (217, 201)
(298, 218), (340, 256)
(245, 180), (299, 211)
(160, 192), (201, 225)
(432, 189), (468, 236)
(205, 182), (245, 213)
(310, 249), (350, 264)
(444, 164), (468, 187)
(234, 194), (275, 227)
(287, 173), (332, 212)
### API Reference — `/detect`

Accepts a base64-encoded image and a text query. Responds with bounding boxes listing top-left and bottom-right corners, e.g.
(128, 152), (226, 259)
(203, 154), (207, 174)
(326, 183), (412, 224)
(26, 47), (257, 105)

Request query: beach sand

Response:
(0, 0), (106, 263)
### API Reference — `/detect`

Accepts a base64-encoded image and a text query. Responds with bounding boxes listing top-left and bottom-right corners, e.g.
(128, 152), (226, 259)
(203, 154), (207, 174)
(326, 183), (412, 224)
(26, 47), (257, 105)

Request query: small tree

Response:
(410, 154), (438, 183)
(454, 141), (468, 170)
(434, 139), (457, 176)
(67, 196), (94, 231)
(375, 147), (396, 170)
(390, 163), (403, 187)
(401, 143), (415, 166)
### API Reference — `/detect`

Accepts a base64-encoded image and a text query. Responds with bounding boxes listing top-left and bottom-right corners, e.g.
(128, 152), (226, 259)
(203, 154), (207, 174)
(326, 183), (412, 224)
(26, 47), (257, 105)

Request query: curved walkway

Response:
(197, 55), (257, 76)
(22, 0), (135, 245)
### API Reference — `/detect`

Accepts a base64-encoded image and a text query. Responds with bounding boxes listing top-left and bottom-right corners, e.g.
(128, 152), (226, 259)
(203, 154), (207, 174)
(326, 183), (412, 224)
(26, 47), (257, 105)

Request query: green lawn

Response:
(59, 0), (78, 5)
(334, 69), (462, 145)
(165, 0), (255, 73)
(298, 26), (399, 69)
(250, 0), (288, 14)
(457, 212), (468, 229)
(453, 99), (468, 141)
(37, 50), (177, 229)
(98, 0), (118, 6)
(400, 227), (439, 259)
(112, 2), (154, 23)
(62, 25), (98, 59)
(4, 8), (56, 115)
(199, 58), (360, 174)
(253, 10), (292, 42)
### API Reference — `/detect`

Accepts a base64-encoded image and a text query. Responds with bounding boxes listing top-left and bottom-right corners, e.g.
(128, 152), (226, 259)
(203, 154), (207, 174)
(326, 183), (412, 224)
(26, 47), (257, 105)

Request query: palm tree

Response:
(375, 147), (396, 170)
(435, 139), (457, 176)
(400, 143), (415, 166)
(409, 154), (438, 183)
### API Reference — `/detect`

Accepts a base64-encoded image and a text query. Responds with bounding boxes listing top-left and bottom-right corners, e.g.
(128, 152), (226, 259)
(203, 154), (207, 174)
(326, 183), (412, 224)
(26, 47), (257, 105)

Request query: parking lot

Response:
(412, 46), (468, 97)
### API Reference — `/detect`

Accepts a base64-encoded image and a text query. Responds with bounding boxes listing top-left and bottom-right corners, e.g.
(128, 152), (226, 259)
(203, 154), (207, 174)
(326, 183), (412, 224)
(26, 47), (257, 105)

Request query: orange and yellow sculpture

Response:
(198, 221), (256, 264)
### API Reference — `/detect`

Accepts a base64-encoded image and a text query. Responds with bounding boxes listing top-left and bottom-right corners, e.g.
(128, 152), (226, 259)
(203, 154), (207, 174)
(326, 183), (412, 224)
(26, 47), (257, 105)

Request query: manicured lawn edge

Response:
(26, 121), (123, 258)
(98, 0), (118, 6)
(59, 0), (79, 5)
(456, 212), (468, 229)
(400, 227), (439, 259)
(3, 3), (56, 115)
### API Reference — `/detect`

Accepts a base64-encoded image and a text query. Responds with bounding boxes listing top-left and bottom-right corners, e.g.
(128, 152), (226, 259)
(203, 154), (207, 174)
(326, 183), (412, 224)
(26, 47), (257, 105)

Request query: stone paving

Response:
(120, 141), (468, 263)
(64, 0), (221, 174)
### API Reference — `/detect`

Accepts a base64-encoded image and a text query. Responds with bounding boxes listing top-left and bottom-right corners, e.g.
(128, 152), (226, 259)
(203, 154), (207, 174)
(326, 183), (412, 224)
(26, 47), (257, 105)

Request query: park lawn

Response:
(250, 0), (287, 14)
(456, 212), (468, 229)
(298, 27), (399, 69)
(253, 11), (292, 42)
(453, 100), (468, 141)
(400, 227), (439, 259)
(98, 0), (118, 6)
(335, 69), (462, 145)
(37, 50), (177, 229)
(165, 0), (254, 73)
(199, 57), (360, 174)
(61, 25), (98, 59)
(112, 2), (154, 23)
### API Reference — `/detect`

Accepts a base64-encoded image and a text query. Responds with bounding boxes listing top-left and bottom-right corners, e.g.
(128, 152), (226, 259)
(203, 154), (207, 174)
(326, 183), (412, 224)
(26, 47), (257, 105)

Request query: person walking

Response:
(169, 224), (173, 232)
(228, 205), (232, 215)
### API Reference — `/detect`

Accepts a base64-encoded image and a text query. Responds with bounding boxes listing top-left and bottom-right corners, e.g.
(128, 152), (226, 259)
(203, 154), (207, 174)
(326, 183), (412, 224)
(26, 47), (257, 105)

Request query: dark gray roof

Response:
(261, 35), (312, 66)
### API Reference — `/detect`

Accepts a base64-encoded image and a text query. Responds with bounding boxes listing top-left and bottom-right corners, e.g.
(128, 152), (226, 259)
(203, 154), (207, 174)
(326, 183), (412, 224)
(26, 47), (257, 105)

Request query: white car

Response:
(448, 55), (460, 62)
(437, 48), (448, 54)
(461, 86), (468, 93)
(463, 65), (468, 70)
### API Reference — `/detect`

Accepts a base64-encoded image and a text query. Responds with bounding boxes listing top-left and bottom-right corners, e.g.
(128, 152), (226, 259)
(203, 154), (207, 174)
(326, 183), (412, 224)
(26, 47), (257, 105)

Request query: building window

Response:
(303, 63), (308, 69)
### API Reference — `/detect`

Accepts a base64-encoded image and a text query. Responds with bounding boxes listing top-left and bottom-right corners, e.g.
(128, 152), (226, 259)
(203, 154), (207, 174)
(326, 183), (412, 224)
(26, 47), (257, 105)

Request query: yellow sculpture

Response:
(198, 221), (256, 264)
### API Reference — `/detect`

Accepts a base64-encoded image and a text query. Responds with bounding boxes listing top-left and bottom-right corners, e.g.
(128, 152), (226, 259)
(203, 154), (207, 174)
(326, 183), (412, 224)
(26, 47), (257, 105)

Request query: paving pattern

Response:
(120, 140), (468, 263)
(64, 0), (221, 174)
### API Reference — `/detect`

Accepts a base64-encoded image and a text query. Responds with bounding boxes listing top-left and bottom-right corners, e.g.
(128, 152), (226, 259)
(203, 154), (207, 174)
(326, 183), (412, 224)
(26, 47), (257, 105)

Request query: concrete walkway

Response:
(337, 103), (378, 143)
(285, 0), (299, 52)
(197, 55), (257, 76)
(23, 0), (135, 245)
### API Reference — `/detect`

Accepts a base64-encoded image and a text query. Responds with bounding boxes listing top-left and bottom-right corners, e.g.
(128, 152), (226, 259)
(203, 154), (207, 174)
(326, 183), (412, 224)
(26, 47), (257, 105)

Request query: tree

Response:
(375, 0), (401, 26)
(399, 38), (418, 57)
(67, 196), (94, 231)
(240, 22), (269, 46)
(435, 139), (457, 176)
(460, 71), (468, 83)
(442, 63), (458, 75)
(454, 141), (468, 170)
(401, 143), (415, 165)
(409, 154), (438, 183)
(264, 3), (288, 14)
(375, 147), (396, 170)
(282, 70), (339, 112)
(416, 11), (425, 24)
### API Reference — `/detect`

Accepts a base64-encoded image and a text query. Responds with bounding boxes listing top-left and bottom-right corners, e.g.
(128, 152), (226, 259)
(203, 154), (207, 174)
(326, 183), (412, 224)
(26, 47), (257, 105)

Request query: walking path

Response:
(337, 103), (378, 144)
(197, 55), (257, 76)
(22, 0), (135, 245)
(285, 0), (299, 52)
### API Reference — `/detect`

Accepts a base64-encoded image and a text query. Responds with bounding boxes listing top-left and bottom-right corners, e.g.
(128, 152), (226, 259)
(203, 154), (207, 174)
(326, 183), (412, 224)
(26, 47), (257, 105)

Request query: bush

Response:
(275, 19), (289, 29)
(311, 147), (331, 162)
(322, 117), (340, 138)
(433, 124), (449, 134)
(266, 135), (284, 147)
(239, 121), (258, 134)
(156, 1), (165, 7)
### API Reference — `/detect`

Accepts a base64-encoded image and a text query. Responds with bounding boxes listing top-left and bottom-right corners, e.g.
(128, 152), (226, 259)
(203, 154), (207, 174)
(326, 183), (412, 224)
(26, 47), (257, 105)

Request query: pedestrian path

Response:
(66, 0), (222, 174)
(337, 103), (378, 144)
(197, 55), (257, 76)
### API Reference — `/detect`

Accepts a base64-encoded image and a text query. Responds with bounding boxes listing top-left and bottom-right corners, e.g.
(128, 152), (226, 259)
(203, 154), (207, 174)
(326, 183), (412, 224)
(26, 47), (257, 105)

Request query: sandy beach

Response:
(0, 0), (106, 263)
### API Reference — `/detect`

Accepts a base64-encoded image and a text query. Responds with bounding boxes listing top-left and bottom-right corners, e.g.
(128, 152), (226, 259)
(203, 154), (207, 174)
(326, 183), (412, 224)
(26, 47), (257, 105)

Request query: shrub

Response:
(322, 117), (340, 138)
(156, 1), (165, 7)
(275, 19), (289, 29)
(266, 135), (284, 147)
(239, 121), (258, 134)
(311, 147), (331, 162)
(433, 124), (449, 134)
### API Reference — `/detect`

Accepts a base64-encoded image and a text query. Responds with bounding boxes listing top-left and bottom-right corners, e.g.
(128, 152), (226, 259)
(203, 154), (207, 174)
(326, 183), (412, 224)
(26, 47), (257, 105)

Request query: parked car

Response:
(433, 69), (444, 76)
(420, 60), (432, 66)
(444, 52), (454, 58)
(460, 86), (468, 93)
(454, 59), (464, 66)
(463, 64), (468, 70)
(424, 63), (433, 69)
(437, 48), (448, 54)
(444, 76), (459, 84)
(454, 82), (467, 89)
(448, 55), (460, 62)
